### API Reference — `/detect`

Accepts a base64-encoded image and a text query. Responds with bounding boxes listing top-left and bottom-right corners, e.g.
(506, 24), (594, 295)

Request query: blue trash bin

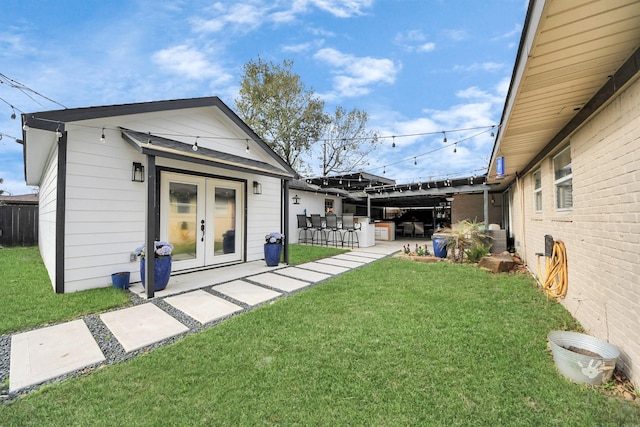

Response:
(433, 237), (448, 258)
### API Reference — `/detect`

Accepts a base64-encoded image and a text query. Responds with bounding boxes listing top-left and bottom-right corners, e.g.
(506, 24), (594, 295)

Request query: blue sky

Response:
(0, 0), (527, 195)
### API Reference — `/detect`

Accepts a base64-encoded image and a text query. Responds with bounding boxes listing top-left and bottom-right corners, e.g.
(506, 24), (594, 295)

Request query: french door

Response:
(161, 172), (244, 271)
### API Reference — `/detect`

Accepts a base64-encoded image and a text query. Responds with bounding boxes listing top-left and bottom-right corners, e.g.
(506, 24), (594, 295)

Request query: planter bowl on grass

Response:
(548, 331), (619, 385)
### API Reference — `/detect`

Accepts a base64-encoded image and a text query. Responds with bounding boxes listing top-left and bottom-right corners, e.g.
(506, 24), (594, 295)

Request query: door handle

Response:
(200, 219), (205, 242)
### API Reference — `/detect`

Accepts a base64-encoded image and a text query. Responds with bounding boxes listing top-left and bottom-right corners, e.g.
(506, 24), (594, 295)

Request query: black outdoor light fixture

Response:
(292, 194), (301, 204)
(132, 162), (145, 182)
(253, 181), (262, 194)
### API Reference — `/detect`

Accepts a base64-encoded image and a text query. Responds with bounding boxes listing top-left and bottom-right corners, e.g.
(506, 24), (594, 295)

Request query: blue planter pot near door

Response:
(264, 243), (282, 266)
(140, 256), (172, 291)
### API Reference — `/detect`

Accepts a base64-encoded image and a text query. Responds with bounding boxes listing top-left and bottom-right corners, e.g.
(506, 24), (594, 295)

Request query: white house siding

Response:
(287, 192), (342, 243)
(510, 78), (640, 385)
(37, 149), (59, 291)
(59, 108), (287, 292)
(63, 124), (147, 292)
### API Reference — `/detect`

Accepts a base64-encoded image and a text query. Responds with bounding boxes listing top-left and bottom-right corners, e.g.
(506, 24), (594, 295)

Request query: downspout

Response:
(483, 188), (489, 226)
(145, 155), (157, 299)
(515, 173), (527, 261)
(283, 179), (290, 265)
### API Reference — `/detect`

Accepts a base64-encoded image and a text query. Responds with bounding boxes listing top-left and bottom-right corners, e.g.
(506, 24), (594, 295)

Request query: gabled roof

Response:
(21, 96), (298, 183)
(0, 193), (39, 205)
(488, 0), (640, 191)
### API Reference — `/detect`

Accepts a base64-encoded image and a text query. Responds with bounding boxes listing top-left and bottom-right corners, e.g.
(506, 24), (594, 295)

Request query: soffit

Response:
(488, 0), (640, 190)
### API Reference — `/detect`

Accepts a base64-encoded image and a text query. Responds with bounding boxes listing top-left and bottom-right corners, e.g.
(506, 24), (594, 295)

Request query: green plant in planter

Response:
(465, 242), (493, 263)
(442, 218), (492, 263)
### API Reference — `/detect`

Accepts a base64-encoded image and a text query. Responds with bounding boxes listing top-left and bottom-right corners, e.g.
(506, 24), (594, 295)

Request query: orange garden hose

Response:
(538, 240), (568, 298)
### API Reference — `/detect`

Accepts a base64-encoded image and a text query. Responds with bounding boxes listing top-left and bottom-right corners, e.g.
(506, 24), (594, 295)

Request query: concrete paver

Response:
(315, 257), (365, 269)
(274, 266), (332, 283)
(164, 290), (243, 324)
(247, 272), (312, 292)
(100, 304), (189, 353)
(212, 280), (282, 306)
(296, 262), (350, 275)
(10, 319), (105, 392)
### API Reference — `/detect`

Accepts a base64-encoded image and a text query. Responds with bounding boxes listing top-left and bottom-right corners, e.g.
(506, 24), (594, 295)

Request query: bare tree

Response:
(320, 106), (379, 176)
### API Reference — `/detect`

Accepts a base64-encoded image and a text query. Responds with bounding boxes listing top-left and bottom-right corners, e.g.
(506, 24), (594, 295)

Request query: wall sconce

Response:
(292, 194), (301, 204)
(132, 162), (145, 182)
(253, 181), (262, 194)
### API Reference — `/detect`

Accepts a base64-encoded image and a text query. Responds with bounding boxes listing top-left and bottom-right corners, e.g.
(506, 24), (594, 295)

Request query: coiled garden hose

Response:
(537, 240), (568, 298)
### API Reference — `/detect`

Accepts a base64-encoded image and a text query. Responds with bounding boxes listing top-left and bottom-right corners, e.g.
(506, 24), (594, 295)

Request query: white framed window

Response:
(533, 169), (542, 212)
(553, 146), (572, 210)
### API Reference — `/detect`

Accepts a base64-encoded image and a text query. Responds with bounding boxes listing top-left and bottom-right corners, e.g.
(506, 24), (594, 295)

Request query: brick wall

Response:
(509, 77), (640, 385)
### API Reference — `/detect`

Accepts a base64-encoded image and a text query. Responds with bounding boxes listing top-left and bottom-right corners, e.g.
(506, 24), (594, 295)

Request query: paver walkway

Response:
(7, 243), (399, 395)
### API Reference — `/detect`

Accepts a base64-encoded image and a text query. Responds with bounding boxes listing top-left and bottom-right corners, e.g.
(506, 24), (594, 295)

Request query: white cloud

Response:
(394, 30), (435, 53)
(314, 48), (400, 98)
(305, 0), (373, 18)
(152, 45), (232, 83)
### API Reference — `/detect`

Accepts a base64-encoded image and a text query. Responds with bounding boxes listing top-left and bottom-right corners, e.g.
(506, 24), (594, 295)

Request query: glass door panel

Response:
(168, 182), (198, 261)
(214, 187), (236, 256)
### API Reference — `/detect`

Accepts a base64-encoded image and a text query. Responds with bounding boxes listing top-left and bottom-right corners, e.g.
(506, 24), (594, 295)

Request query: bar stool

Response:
(310, 214), (326, 245)
(341, 213), (360, 248)
(297, 214), (312, 243)
(325, 214), (341, 246)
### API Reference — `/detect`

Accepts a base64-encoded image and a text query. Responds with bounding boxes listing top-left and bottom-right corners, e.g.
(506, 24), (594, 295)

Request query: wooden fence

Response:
(0, 205), (38, 246)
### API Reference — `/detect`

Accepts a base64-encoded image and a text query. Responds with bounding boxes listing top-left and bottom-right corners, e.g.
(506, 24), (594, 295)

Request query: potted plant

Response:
(134, 240), (174, 291)
(264, 232), (284, 266)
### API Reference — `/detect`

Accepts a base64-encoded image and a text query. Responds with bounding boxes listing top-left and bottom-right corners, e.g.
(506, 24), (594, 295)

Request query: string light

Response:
(55, 125), (62, 139)
(414, 157), (417, 166)
(192, 136), (199, 152)
(391, 135), (396, 148)
(453, 142), (457, 153)
(100, 128), (106, 143)
(443, 131), (447, 143)
(245, 139), (250, 153)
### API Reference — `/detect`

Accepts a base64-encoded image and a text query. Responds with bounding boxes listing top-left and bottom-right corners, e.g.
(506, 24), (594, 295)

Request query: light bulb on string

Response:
(245, 139), (250, 153)
(383, 166), (386, 174)
(453, 143), (457, 153)
(55, 125), (62, 139)
(414, 157), (417, 166)
(192, 136), (199, 152)
(11, 108), (16, 120)
(443, 131), (447, 143)
(100, 128), (106, 143)
(392, 136), (396, 148)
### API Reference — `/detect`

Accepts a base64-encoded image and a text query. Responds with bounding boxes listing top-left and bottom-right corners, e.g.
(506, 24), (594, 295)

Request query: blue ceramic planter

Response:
(111, 271), (130, 290)
(264, 243), (282, 266)
(140, 256), (172, 291)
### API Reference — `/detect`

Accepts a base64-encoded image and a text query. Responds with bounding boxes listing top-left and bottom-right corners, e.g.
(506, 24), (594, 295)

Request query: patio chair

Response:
(341, 213), (360, 248)
(402, 222), (414, 237)
(297, 214), (312, 244)
(414, 222), (425, 237)
(310, 214), (326, 245)
(325, 214), (341, 247)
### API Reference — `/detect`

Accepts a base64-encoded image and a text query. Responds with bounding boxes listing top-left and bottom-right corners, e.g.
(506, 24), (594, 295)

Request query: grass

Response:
(284, 243), (348, 265)
(0, 247), (130, 335)
(1, 257), (639, 425)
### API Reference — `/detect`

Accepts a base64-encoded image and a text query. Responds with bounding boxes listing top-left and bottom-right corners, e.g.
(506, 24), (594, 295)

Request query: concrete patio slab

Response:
(274, 267), (332, 283)
(100, 304), (189, 353)
(212, 280), (282, 306)
(315, 257), (365, 269)
(129, 260), (283, 299)
(248, 272), (312, 292)
(296, 262), (350, 275)
(10, 319), (105, 392)
(164, 290), (243, 324)
(342, 251), (387, 260)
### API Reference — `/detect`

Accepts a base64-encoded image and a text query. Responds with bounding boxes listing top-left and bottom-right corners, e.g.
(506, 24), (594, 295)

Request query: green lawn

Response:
(2, 256), (638, 425)
(0, 247), (131, 335)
